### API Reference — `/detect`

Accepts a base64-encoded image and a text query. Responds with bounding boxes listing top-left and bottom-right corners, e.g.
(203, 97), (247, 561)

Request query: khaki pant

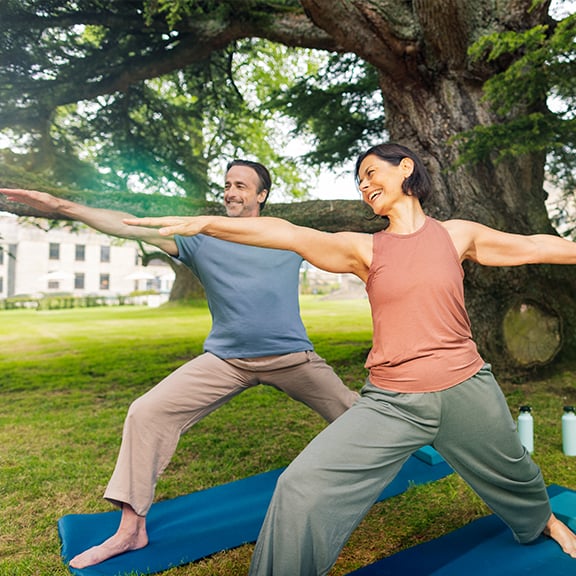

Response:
(104, 351), (358, 515)
(249, 364), (551, 576)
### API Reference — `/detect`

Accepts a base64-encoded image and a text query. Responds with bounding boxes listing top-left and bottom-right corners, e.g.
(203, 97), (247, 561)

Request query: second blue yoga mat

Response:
(348, 484), (576, 576)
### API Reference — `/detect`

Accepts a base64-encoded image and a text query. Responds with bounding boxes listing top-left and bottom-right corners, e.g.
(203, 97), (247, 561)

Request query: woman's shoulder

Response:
(439, 218), (486, 237)
(437, 219), (484, 261)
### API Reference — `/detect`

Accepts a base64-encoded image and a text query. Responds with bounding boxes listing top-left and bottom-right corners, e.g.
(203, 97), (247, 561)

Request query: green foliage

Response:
(455, 12), (576, 190)
(3, 0), (574, 221)
(455, 112), (561, 162)
(143, 0), (203, 27)
(0, 1), (315, 202)
(142, 0), (300, 28)
(0, 1), (379, 205)
(267, 53), (384, 167)
(468, 25), (550, 116)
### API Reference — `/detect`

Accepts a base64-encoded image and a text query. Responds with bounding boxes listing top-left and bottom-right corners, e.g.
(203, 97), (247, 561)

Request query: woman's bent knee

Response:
(275, 463), (329, 510)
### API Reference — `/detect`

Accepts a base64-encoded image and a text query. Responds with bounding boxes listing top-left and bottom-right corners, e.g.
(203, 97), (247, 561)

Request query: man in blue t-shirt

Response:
(0, 161), (358, 568)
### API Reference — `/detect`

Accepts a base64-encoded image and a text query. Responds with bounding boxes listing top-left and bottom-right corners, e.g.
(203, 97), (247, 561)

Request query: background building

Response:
(0, 214), (174, 304)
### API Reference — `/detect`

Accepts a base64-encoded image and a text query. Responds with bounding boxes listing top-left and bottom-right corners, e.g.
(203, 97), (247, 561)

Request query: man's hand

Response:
(0, 188), (63, 214)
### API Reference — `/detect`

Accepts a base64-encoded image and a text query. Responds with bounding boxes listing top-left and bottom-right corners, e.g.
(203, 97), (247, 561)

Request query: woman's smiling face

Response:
(357, 154), (410, 215)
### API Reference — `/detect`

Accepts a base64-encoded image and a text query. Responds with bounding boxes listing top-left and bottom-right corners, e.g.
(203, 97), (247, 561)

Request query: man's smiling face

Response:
(223, 165), (268, 218)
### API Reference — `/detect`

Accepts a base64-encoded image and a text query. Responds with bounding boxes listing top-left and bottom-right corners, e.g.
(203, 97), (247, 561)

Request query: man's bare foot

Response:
(69, 504), (148, 568)
(543, 513), (576, 558)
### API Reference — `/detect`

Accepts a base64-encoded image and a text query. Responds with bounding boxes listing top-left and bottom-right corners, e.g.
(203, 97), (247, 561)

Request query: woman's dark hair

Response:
(226, 159), (272, 211)
(354, 143), (432, 203)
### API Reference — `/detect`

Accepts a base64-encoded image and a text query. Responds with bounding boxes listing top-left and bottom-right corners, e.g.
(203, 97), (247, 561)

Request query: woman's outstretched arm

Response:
(124, 215), (373, 280)
(443, 219), (576, 266)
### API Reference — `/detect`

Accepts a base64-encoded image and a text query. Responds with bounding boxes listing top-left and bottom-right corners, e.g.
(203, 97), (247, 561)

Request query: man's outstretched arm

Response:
(0, 188), (178, 256)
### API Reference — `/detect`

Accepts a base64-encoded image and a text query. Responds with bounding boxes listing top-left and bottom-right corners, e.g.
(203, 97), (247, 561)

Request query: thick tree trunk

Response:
(379, 72), (576, 374)
(139, 248), (205, 301)
(166, 259), (206, 301)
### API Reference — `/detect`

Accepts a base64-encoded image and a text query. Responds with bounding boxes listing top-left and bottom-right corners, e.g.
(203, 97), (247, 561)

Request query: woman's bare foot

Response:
(69, 504), (148, 568)
(543, 513), (576, 558)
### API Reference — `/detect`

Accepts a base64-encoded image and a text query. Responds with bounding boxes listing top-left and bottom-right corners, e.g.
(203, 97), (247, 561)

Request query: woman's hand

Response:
(123, 216), (209, 237)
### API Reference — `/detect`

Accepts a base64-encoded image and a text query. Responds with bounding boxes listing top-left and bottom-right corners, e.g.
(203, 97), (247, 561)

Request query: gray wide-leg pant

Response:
(104, 351), (358, 516)
(249, 364), (551, 576)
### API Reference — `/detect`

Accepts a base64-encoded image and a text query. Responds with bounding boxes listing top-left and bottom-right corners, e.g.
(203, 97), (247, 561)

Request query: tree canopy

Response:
(0, 2), (337, 199)
(1, 1), (575, 203)
(457, 7), (576, 184)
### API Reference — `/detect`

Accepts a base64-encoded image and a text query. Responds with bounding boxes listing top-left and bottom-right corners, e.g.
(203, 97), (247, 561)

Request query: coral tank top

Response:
(365, 217), (484, 392)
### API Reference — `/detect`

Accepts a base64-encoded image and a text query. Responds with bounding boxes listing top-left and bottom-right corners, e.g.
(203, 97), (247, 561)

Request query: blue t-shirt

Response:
(175, 234), (313, 358)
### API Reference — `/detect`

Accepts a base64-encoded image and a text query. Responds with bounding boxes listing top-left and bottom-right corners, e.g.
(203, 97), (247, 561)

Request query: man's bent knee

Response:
(126, 395), (163, 425)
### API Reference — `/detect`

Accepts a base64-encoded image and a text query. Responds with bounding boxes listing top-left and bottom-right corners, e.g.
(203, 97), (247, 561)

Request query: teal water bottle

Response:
(562, 406), (576, 456)
(517, 405), (534, 454)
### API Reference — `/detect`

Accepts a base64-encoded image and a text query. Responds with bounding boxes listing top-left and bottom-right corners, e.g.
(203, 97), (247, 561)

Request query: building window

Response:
(0, 277), (3, 293)
(75, 244), (85, 261)
(74, 272), (85, 290)
(99, 273), (110, 290)
(100, 245), (110, 263)
(0, 246), (4, 266)
(49, 243), (60, 260)
(48, 280), (60, 290)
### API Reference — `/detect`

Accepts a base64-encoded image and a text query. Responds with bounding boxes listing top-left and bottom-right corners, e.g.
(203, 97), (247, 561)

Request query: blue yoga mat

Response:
(58, 448), (452, 575)
(348, 484), (576, 576)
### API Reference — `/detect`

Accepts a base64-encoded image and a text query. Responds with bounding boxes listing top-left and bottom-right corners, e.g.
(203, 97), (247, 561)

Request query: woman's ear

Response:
(401, 157), (414, 177)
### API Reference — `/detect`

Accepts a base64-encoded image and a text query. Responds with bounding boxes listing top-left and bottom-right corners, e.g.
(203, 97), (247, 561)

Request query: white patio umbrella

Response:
(124, 271), (156, 280)
(42, 271), (75, 281)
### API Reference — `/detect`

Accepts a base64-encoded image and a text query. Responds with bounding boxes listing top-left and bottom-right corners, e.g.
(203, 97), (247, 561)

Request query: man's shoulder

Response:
(198, 234), (301, 256)
(174, 233), (203, 255)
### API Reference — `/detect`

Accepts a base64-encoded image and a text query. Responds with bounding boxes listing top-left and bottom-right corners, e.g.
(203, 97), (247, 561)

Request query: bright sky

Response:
(313, 167), (360, 201)
(282, 137), (360, 201)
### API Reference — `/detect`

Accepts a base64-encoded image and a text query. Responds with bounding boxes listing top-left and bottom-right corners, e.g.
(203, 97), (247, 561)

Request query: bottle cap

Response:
(520, 405), (532, 413)
(563, 406), (575, 413)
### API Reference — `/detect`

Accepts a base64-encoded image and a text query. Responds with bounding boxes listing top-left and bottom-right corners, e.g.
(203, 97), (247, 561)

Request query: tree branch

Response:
(0, 10), (339, 131)
(0, 191), (384, 234)
(300, 0), (420, 81)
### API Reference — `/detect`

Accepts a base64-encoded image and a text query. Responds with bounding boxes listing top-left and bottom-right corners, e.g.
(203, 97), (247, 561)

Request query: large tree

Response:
(1, 0), (575, 373)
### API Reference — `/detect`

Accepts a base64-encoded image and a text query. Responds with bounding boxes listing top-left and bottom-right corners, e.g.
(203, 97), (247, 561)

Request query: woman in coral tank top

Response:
(125, 143), (576, 575)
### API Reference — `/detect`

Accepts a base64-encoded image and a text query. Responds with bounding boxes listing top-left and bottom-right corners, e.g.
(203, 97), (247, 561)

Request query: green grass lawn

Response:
(0, 297), (575, 575)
